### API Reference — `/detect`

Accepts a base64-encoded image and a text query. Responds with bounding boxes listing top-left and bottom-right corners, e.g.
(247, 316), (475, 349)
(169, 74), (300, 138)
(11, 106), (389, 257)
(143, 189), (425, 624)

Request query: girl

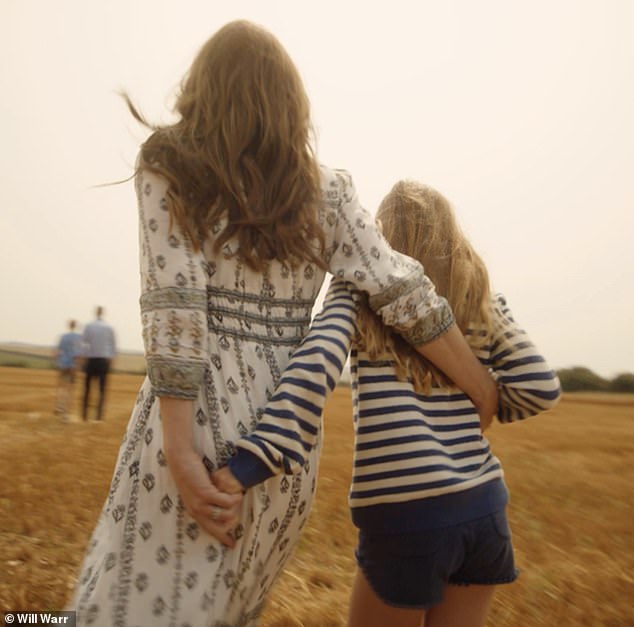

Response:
(224, 180), (561, 626)
(67, 22), (496, 626)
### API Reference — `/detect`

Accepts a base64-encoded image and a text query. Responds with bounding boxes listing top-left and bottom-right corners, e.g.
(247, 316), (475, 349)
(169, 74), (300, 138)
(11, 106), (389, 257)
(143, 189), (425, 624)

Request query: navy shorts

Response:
(355, 510), (519, 609)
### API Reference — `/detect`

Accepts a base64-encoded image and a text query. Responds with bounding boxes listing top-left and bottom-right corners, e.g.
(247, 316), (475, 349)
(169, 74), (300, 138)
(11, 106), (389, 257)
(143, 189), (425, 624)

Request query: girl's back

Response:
(349, 291), (561, 532)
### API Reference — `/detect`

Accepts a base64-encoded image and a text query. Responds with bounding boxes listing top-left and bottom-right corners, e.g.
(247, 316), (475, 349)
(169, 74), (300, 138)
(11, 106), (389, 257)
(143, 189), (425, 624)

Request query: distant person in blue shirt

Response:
(54, 319), (82, 420)
(82, 306), (116, 421)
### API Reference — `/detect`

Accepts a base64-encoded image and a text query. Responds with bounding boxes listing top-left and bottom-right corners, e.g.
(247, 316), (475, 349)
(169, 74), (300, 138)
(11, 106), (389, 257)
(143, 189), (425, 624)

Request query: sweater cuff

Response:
(228, 448), (276, 489)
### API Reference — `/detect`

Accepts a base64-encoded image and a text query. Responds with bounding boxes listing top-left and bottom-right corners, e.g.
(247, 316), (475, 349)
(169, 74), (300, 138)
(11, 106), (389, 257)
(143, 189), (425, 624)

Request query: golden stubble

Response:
(0, 368), (632, 626)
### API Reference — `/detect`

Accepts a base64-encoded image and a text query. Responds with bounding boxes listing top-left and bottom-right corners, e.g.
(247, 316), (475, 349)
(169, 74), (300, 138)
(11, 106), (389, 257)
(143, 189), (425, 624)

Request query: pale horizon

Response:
(1, 0), (633, 380)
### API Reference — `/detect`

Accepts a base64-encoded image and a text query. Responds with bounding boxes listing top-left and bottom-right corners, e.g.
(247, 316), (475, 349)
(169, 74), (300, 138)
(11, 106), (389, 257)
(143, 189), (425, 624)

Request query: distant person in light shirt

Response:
(54, 319), (82, 421)
(81, 306), (116, 421)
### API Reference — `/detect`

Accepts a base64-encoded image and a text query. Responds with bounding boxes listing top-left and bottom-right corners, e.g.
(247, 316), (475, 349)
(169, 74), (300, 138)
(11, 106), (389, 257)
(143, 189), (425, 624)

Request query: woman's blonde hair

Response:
(126, 20), (325, 270)
(356, 180), (492, 392)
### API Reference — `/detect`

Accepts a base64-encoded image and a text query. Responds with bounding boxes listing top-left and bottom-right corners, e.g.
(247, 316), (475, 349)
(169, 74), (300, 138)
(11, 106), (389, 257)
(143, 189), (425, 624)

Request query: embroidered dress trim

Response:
(146, 356), (205, 399)
(402, 307), (454, 346)
(140, 287), (207, 312)
(368, 268), (424, 310)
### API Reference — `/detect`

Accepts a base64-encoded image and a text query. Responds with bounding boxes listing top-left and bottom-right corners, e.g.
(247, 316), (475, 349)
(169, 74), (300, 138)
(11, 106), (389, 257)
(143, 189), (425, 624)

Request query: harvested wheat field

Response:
(0, 366), (633, 626)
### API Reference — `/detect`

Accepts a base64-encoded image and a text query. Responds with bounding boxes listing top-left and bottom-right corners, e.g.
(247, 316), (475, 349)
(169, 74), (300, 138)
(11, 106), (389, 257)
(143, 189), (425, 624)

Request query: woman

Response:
(68, 22), (495, 626)
(227, 181), (561, 626)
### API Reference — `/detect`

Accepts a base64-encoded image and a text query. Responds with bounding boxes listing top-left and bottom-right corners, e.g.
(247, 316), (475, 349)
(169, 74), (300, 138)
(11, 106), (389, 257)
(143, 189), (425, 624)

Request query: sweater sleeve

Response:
(136, 169), (209, 399)
(484, 294), (562, 423)
(228, 280), (357, 488)
(324, 169), (454, 346)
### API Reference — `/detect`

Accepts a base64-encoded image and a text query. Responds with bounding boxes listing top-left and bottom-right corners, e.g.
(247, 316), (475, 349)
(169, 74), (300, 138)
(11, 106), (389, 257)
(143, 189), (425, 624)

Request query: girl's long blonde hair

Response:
(126, 20), (325, 271)
(356, 180), (492, 392)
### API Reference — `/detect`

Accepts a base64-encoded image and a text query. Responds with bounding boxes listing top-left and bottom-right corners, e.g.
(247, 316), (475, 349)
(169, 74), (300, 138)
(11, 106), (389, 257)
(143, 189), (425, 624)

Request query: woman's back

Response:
(138, 163), (430, 450)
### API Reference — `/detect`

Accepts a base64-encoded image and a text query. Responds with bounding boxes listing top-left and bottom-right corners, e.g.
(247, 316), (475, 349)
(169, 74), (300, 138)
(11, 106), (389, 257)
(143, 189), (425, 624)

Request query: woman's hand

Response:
(415, 325), (499, 431)
(159, 396), (244, 546)
(166, 448), (243, 548)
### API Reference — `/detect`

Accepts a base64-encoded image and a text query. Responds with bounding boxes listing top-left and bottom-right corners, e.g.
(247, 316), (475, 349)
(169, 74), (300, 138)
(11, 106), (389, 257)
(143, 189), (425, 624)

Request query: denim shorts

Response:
(355, 510), (519, 609)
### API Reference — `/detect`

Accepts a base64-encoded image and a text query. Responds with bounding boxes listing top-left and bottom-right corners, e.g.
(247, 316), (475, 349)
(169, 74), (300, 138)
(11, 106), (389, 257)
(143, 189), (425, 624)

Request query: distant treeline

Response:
(556, 367), (634, 393)
(0, 350), (632, 393)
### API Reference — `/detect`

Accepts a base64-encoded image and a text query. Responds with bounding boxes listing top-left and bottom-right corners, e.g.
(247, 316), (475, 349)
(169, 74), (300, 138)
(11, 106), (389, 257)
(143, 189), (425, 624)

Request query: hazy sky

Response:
(1, 0), (633, 378)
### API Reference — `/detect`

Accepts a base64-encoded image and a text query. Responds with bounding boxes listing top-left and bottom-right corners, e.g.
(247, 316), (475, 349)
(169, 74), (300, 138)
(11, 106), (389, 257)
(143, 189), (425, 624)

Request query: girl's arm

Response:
(223, 280), (356, 489)
(483, 294), (562, 422)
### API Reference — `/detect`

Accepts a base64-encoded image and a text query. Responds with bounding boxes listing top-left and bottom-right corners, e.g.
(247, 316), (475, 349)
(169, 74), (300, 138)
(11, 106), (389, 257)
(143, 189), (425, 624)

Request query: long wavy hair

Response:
(126, 20), (325, 270)
(356, 181), (492, 392)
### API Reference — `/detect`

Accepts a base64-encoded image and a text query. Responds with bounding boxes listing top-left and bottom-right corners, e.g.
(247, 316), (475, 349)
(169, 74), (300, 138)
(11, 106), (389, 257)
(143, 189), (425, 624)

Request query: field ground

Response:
(0, 367), (633, 626)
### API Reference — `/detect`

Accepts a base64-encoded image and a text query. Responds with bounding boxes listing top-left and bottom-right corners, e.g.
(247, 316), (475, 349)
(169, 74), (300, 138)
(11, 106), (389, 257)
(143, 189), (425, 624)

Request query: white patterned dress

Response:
(68, 165), (453, 627)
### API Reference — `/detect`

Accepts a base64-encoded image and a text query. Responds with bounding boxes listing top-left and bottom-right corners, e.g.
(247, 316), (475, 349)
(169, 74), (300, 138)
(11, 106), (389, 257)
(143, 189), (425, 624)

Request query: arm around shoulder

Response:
(415, 323), (499, 430)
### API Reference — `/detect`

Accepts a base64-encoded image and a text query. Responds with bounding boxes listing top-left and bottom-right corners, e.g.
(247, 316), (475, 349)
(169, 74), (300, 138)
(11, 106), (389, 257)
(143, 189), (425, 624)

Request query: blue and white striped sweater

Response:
(229, 280), (561, 531)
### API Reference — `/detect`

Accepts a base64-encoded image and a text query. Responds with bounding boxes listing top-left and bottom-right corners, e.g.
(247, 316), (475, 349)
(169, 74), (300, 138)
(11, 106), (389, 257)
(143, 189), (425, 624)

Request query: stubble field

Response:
(0, 367), (632, 626)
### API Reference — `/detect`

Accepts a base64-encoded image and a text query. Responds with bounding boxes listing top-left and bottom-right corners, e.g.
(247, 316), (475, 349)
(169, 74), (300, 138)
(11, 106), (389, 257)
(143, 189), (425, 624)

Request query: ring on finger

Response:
(211, 505), (222, 522)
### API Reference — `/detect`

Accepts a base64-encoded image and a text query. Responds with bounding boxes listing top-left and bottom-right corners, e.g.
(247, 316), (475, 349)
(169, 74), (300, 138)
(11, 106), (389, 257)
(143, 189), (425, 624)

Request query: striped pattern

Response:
(232, 282), (562, 514)
(351, 291), (560, 508)
(350, 357), (502, 507)
(232, 282), (357, 479)
(475, 294), (562, 423)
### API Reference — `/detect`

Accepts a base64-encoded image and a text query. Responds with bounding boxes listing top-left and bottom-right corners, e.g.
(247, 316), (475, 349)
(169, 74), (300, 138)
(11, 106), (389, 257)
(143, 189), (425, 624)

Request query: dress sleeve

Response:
(228, 280), (356, 488)
(137, 169), (209, 399)
(324, 169), (454, 346)
(485, 294), (562, 422)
